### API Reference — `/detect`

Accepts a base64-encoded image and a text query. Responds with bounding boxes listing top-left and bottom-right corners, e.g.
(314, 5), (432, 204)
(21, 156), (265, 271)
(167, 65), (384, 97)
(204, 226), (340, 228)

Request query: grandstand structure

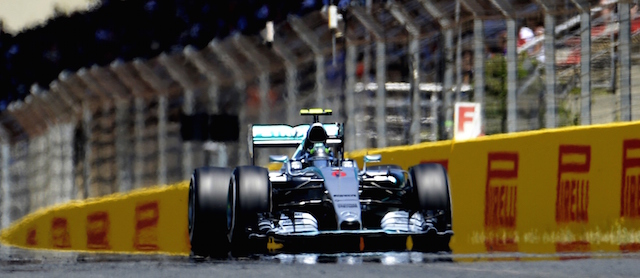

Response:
(1, 0), (640, 229)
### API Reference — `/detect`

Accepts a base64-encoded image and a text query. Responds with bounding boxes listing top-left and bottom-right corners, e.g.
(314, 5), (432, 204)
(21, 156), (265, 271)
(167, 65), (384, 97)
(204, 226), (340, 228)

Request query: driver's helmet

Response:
(307, 142), (333, 167)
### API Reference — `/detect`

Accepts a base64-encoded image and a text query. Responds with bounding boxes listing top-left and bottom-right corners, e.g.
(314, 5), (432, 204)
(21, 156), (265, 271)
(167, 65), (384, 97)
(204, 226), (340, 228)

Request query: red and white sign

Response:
(454, 102), (482, 140)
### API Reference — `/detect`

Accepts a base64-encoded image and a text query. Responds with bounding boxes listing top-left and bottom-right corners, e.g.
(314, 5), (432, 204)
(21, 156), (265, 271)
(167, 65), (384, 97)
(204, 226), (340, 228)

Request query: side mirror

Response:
(361, 154), (381, 175)
(269, 155), (289, 163)
(364, 154), (381, 163)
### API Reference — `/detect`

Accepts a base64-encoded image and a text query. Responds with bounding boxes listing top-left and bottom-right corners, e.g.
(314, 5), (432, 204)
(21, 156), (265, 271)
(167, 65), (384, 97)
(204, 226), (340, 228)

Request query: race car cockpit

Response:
(300, 123), (335, 168)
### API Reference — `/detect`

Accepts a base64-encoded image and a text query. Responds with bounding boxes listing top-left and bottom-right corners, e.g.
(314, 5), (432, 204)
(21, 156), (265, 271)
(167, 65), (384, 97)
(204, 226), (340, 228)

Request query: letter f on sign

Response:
(454, 102), (481, 140)
(458, 106), (475, 132)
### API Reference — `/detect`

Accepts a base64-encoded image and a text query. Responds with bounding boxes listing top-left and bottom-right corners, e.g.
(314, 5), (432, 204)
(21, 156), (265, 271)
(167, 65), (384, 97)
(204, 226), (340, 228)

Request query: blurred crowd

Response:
(0, 0), (330, 110)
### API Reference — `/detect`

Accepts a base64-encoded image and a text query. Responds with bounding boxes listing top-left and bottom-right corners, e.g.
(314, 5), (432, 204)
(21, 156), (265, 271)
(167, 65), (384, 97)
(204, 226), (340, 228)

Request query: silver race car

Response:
(188, 109), (453, 258)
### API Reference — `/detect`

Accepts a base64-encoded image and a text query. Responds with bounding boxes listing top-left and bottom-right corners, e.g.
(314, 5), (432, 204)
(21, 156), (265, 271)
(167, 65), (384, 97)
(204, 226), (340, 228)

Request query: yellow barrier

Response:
(0, 182), (190, 255)
(350, 121), (640, 254)
(4, 121), (640, 255)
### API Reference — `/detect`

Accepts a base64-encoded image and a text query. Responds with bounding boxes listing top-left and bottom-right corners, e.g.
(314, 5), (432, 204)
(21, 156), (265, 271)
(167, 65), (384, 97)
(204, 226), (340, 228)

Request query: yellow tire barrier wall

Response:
(3, 121), (640, 255)
(0, 182), (190, 255)
(349, 121), (640, 254)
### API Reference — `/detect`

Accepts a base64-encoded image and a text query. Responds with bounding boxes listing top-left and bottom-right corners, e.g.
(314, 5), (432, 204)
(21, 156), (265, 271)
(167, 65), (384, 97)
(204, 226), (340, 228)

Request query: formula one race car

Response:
(188, 109), (452, 258)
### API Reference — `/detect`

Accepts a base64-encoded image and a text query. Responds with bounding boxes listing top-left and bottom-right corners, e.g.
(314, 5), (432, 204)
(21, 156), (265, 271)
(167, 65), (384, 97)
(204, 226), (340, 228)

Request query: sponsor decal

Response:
(484, 152), (519, 252)
(620, 139), (640, 252)
(134, 201), (159, 251)
(621, 139), (640, 218)
(406, 236), (414, 251)
(52, 217), (71, 249)
(337, 203), (358, 208)
(87, 211), (110, 250)
(26, 228), (37, 246)
(267, 236), (283, 253)
(555, 145), (591, 254)
(333, 194), (357, 198)
(332, 170), (347, 178)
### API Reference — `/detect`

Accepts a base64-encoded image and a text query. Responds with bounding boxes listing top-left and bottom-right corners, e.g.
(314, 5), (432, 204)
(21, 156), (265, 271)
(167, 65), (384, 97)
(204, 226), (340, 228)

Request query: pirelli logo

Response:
(52, 217), (71, 249)
(87, 211), (110, 250)
(26, 228), (37, 246)
(484, 152), (518, 252)
(554, 145), (591, 254)
(620, 139), (640, 252)
(134, 201), (160, 251)
(556, 145), (591, 223)
(621, 139), (640, 218)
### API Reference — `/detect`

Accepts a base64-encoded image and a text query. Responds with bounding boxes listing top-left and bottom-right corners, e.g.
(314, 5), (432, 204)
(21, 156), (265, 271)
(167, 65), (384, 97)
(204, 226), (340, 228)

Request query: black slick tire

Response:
(408, 163), (453, 232)
(228, 166), (271, 256)
(188, 167), (233, 259)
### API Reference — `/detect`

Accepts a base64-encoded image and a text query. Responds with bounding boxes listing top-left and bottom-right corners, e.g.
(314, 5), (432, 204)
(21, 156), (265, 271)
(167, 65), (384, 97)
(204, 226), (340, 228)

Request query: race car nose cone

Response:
(340, 220), (361, 230)
(339, 212), (361, 230)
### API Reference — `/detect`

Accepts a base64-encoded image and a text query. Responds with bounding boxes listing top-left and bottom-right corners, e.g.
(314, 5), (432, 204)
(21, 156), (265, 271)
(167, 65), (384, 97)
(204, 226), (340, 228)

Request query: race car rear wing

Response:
(249, 123), (344, 164)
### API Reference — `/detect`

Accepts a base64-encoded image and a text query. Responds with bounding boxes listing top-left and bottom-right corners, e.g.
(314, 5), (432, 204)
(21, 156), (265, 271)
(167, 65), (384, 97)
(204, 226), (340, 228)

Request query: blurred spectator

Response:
(462, 50), (473, 85)
(532, 26), (545, 64)
(518, 25), (534, 48)
(599, 0), (615, 23)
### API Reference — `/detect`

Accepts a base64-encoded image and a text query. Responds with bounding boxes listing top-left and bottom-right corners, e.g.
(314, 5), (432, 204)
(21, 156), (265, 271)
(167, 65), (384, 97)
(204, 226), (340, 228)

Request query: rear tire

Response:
(188, 167), (233, 258)
(228, 166), (271, 256)
(408, 163), (452, 232)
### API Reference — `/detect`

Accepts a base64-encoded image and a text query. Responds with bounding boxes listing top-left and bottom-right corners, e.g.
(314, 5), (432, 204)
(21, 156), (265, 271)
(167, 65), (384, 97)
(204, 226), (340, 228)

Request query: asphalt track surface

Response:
(2, 244), (640, 278)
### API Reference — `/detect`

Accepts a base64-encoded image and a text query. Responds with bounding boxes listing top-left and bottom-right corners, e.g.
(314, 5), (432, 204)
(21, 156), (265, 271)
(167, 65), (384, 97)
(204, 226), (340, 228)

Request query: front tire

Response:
(408, 163), (452, 233)
(188, 167), (233, 258)
(228, 166), (271, 256)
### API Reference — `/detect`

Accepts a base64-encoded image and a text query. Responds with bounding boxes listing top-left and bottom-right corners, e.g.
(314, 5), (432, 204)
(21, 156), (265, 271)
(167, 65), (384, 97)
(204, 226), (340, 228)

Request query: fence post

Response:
(619, 2), (632, 121)
(90, 65), (136, 192)
(455, 0), (463, 105)
(234, 35), (272, 123)
(0, 135), (10, 230)
(110, 61), (148, 190)
(115, 99), (132, 192)
(506, 19), (518, 133)
(79, 68), (120, 196)
(289, 16), (328, 109)
(82, 101), (92, 198)
(419, 0), (453, 139)
(486, 0), (517, 133)
(344, 41), (358, 151)
(272, 40), (299, 125)
(210, 40), (248, 166)
(577, 2), (592, 125)
(184, 46), (229, 167)
(544, 13), (557, 128)
(50, 82), (82, 197)
(389, 2), (422, 144)
(157, 55), (199, 182)
(351, 7), (387, 148)
(473, 18), (485, 125)
(136, 59), (170, 185)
